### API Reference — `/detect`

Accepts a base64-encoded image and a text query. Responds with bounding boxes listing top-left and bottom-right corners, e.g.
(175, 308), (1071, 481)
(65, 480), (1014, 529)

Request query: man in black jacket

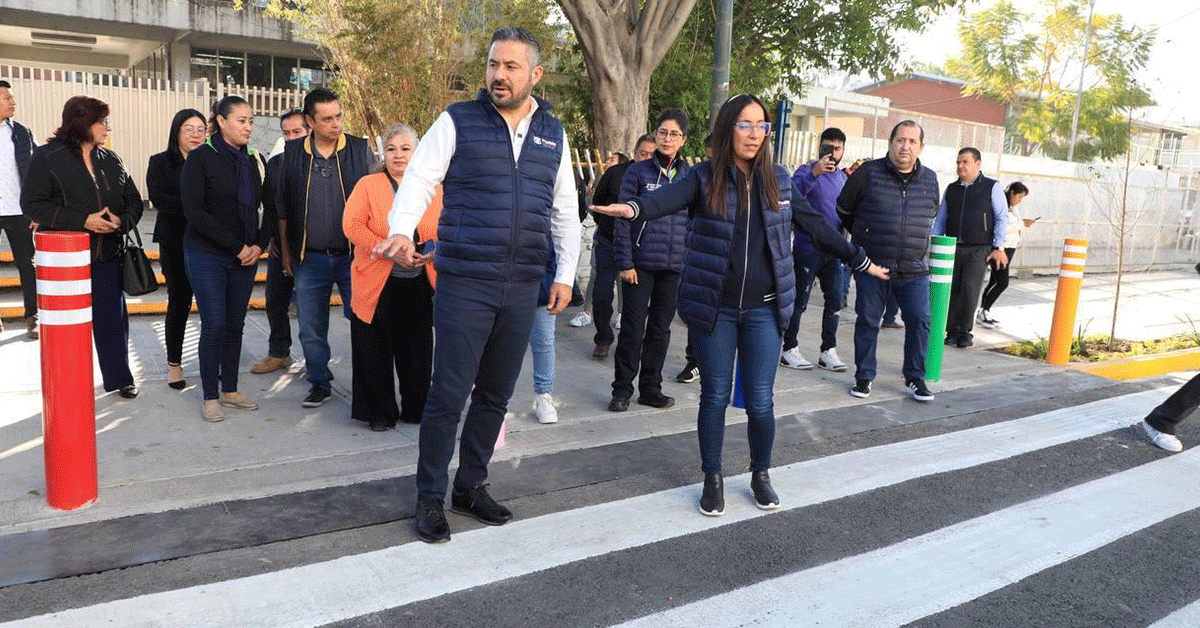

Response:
(0, 80), (37, 338)
(276, 88), (375, 407)
(586, 135), (655, 358)
(837, 120), (940, 402)
(933, 147), (1008, 348)
(251, 109), (308, 375)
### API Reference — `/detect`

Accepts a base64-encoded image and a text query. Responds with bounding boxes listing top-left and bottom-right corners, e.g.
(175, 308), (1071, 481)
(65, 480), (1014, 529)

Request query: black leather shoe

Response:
(956, 337), (974, 348)
(450, 485), (512, 526)
(369, 419), (394, 432)
(608, 396), (630, 412)
(750, 470), (780, 510)
(415, 499), (451, 543)
(699, 473), (724, 516)
(118, 385), (138, 399)
(637, 393), (675, 409)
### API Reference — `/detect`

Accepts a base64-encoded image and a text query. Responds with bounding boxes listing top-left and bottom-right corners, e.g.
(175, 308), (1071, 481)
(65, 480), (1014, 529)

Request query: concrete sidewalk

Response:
(0, 267), (1195, 533)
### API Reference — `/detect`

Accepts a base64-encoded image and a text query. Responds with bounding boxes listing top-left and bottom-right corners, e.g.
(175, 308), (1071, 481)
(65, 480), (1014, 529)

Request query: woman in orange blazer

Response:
(343, 124), (442, 431)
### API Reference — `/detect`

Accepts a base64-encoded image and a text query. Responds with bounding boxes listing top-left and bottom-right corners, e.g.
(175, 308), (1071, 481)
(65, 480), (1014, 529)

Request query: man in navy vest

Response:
(376, 27), (582, 543)
(932, 147), (1008, 348)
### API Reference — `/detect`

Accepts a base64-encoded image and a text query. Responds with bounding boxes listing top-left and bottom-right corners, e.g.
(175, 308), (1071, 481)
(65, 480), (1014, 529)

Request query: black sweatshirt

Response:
(180, 140), (269, 256)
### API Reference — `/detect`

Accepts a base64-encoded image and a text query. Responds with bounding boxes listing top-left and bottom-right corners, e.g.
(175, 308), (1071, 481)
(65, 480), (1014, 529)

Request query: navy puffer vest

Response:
(437, 90), (564, 282)
(847, 158), (939, 276)
(678, 163), (797, 335)
(943, 174), (998, 246)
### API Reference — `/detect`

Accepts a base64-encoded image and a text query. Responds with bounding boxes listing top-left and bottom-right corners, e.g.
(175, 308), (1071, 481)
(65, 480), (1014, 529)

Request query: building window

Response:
(298, 58), (328, 90)
(273, 56), (298, 90)
(247, 53), (271, 87)
(191, 48), (219, 86)
(219, 51), (245, 85)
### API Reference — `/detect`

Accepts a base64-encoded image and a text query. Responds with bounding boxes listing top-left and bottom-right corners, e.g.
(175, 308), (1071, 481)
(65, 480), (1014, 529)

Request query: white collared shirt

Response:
(387, 99), (582, 285)
(0, 119), (22, 217)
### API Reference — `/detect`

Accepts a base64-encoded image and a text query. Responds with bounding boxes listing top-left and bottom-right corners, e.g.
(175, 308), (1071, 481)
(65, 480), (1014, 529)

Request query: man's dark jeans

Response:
(784, 249), (844, 353)
(852, 271), (930, 382)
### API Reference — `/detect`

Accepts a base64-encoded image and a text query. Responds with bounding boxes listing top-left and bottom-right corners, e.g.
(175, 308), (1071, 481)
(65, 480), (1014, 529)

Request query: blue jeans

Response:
(530, 308), (556, 394)
(294, 252), (353, 391)
(184, 248), (258, 400)
(852, 272), (930, 382)
(692, 305), (782, 474)
(882, 291), (900, 326)
(590, 234), (619, 346)
(783, 249), (844, 352)
(416, 275), (540, 501)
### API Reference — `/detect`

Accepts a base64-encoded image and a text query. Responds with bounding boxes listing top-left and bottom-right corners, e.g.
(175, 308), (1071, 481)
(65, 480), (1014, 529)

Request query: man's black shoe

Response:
(956, 337), (974, 348)
(637, 393), (675, 409)
(944, 335), (958, 346)
(302, 387), (331, 408)
(450, 485), (512, 526)
(907, 378), (935, 402)
(750, 470), (780, 510)
(675, 362), (699, 383)
(850, 379), (872, 398)
(609, 396), (630, 412)
(118, 385), (139, 399)
(415, 499), (451, 543)
(699, 473), (724, 516)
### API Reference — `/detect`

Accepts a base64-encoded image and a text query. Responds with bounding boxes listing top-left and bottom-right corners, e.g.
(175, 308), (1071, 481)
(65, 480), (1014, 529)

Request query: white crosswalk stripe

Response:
(1148, 599), (1200, 627)
(1, 387), (1194, 628)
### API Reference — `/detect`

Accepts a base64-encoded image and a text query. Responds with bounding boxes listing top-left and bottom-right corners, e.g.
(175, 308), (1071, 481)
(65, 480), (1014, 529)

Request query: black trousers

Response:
(265, 251), (294, 358)
(415, 275), (539, 501)
(980, 247), (1017, 312)
(0, 215), (36, 319)
(946, 244), (991, 341)
(92, 258), (134, 392)
(158, 231), (193, 365)
(1145, 374), (1200, 436)
(613, 268), (680, 399)
(350, 275), (433, 426)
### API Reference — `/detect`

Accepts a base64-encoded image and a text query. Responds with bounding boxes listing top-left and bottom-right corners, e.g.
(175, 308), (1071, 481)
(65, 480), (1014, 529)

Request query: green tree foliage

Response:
(946, 0), (1154, 161)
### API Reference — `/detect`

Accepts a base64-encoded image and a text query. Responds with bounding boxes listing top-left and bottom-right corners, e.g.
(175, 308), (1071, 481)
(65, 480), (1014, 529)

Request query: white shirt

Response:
(0, 119), (22, 217)
(387, 100), (582, 285)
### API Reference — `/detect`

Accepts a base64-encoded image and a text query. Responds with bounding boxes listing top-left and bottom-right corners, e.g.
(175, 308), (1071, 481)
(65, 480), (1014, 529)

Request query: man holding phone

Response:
(783, 127), (852, 372)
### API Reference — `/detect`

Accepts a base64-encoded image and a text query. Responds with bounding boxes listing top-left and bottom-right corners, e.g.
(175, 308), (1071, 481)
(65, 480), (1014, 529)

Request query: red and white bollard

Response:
(34, 231), (97, 510)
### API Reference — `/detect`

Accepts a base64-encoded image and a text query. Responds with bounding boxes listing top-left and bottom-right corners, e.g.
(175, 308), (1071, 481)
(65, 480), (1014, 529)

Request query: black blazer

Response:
(180, 140), (269, 256)
(21, 140), (143, 262)
(146, 149), (186, 244)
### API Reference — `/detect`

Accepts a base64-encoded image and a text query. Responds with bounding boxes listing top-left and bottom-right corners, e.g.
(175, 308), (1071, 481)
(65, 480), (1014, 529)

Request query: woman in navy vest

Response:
(592, 95), (890, 516)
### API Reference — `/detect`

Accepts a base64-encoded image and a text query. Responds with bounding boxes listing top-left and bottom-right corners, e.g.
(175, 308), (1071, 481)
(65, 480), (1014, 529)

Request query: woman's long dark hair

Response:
(167, 108), (205, 157)
(706, 94), (779, 219)
(51, 95), (109, 150)
(1005, 181), (1029, 205)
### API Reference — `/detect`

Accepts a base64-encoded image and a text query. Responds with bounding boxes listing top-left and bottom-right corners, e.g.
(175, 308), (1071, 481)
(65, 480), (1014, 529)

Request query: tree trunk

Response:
(557, 0), (700, 154)
(1109, 105), (1134, 348)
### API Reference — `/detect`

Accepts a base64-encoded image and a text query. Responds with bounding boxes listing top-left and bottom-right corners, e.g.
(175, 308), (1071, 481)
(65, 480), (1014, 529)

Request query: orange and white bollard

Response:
(1047, 238), (1088, 366)
(35, 231), (97, 510)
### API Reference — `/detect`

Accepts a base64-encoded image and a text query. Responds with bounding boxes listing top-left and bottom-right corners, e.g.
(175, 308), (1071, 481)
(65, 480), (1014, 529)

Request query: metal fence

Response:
(0, 63), (304, 200)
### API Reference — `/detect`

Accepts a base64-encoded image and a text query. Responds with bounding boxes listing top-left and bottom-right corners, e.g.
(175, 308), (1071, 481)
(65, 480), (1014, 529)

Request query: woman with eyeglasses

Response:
(21, 96), (144, 398)
(180, 96), (270, 422)
(592, 94), (890, 516)
(147, 108), (207, 390)
(608, 108), (691, 413)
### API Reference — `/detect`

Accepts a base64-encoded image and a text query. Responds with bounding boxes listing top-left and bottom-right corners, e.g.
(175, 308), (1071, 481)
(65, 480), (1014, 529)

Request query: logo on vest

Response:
(645, 183), (661, 192)
(532, 136), (558, 150)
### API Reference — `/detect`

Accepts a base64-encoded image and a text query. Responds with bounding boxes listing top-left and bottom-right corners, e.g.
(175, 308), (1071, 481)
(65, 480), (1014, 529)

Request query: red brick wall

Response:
(862, 78), (1006, 127)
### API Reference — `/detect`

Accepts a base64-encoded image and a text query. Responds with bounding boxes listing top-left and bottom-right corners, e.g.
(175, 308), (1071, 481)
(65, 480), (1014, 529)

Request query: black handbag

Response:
(122, 228), (159, 297)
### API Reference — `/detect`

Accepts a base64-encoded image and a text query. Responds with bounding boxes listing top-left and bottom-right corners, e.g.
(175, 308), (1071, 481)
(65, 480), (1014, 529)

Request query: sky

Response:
(889, 0), (1200, 126)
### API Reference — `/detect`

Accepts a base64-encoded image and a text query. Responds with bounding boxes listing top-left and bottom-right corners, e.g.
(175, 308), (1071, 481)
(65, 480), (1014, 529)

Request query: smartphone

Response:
(418, 240), (437, 255)
(818, 143), (835, 161)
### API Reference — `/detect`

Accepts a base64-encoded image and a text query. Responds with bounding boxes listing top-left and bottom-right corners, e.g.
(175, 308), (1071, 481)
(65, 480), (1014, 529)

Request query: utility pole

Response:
(1066, 0), (1097, 162)
(709, 0), (733, 128)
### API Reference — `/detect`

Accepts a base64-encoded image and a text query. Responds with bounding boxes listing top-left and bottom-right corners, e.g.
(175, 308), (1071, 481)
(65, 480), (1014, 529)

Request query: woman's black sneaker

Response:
(302, 387), (331, 407)
(750, 470), (780, 510)
(850, 380), (872, 398)
(699, 473), (725, 516)
(675, 362), (700, 383)
(637, 393), (675, 409)
(907, 378), (935, 402)
(118, 385), (139, 399)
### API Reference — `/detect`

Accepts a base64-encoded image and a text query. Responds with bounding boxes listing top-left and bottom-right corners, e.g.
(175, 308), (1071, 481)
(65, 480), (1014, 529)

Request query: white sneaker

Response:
(534, 393), (559, 424)
(1141, 420), (1182, 453)
(614, 313), (622, 330)
(977, 309), (998, 329)
(780, 347), (814, 370)
(570, 311), (592, 327)
(818, 348), (847, 372)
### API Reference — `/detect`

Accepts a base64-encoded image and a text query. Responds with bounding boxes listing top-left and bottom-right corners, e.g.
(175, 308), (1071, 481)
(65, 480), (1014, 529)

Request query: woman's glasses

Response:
(734, 121), (771, 135)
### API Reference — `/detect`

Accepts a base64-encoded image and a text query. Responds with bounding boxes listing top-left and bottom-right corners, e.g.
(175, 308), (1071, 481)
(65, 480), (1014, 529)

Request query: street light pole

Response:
(1066, 0), (1097, 162)
(709, 0), (734, 129)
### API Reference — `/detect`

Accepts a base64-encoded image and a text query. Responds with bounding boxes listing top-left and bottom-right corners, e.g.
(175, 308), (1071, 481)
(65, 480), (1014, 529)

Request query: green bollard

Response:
(925, 235), (957, 382)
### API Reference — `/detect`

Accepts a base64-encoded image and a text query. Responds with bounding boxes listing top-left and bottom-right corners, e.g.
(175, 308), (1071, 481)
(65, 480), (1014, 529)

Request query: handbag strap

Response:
(124, 226), (145, 249)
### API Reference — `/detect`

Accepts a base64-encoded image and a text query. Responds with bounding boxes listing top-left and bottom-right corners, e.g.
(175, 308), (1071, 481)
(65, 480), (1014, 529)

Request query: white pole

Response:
(1067, 0), (1097, 162)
